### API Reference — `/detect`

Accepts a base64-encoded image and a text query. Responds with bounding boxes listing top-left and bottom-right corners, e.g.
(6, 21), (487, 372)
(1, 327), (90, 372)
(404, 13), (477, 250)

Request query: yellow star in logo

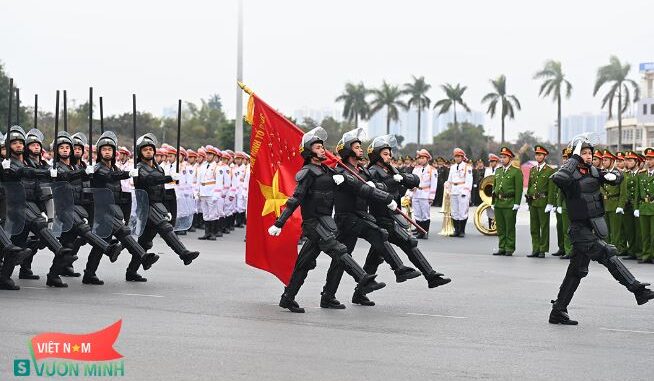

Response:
(72, 344), (80, 352)
(258, 170), (290, 217)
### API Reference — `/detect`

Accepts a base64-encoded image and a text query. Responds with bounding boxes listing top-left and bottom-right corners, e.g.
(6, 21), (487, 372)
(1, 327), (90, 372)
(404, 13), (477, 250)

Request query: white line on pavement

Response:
(112, 293), (164, 298)
(406, 312), (468, 319)
(600, 328), (654, 335)
(21, 286), (47, 290)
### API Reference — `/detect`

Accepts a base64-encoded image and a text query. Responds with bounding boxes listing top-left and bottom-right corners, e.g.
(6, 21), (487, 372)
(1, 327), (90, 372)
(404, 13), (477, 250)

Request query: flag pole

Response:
(236, 82), (426, 235)
(234, 0), (244, 152)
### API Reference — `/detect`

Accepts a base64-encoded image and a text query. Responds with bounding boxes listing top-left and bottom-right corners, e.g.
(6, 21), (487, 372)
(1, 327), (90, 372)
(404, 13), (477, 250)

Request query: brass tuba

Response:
(474, 175), (497, 235)
(439, 185), (455, 236)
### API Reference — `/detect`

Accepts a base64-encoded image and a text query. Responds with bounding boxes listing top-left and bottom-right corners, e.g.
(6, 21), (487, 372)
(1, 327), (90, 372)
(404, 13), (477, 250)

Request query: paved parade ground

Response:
(1, 207), (653, 380)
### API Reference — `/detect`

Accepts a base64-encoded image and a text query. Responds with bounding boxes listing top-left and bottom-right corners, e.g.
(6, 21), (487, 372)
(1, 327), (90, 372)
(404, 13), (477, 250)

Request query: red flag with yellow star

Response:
(243, 88), (337, 284)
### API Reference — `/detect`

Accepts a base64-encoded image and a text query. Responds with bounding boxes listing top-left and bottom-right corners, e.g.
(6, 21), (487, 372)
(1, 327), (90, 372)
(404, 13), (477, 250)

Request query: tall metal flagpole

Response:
(234, 0), (244, 152)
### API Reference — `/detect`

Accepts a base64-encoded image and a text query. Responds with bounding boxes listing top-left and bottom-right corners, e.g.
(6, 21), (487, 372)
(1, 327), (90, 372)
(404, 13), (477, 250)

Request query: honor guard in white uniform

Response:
(446, 147), (473, 237)
(411, 149), (438, 239)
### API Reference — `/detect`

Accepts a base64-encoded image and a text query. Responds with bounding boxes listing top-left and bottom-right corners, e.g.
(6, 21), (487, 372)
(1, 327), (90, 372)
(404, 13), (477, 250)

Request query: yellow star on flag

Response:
(258, 170), (290, 217)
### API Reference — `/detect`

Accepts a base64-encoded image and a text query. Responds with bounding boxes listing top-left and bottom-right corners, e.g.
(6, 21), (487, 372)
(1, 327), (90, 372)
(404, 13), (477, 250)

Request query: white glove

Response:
(573, 140), (583, 156)
(512, 204), (520, 211)
(616, 207), (624, 214)
(544, 204), (553, 213)
(129, 168), (139, 177)
(332, 174), (344, 185)
(634, 210), (640, 218)
(366, 181), (376, 188)
(171, 173), (180, 181)
(604, 172), (617, 182)
(83, 218), (89, 224)
(490, 204), (495, 210)
(41, 212), (48, 220)
(2, 159), (10, 169)
(268, 225), (282, 236)
(393, 174), (403, 182)
(387, 199), (398, 211)
(85, 166), (94, 175)
(49, 169), (57, 178)
(166, 213), (172, 221)
(556, 207), (562, 214)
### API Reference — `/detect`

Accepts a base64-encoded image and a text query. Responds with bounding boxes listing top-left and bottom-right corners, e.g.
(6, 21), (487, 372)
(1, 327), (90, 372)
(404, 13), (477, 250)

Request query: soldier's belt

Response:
(201, 181), (216, 186)
(603, 194), (619, 200)
(419, 186), (431, 190)
(496, 193), (515, 200)
(532, 192), (547, 199)
(641, 197), (654, 203)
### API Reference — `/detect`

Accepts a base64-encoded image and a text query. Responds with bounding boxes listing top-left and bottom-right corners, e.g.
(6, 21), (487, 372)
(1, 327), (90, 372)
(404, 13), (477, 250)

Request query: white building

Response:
(605, 62), (654, 151)
(549, 113), (607, 145)
(367, 108), (484, 146)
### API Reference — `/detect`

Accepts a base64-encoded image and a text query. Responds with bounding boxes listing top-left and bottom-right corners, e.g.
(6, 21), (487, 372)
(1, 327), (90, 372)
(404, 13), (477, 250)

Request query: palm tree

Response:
(433, 83), (471, 129)
(403, 75), (431, 147)
(533, 60), (572, 153)
(370, 81), (407, 135)
(481, 75), (521, 145)
(335, 82), (370, 128)
(593, 56), (640, 151)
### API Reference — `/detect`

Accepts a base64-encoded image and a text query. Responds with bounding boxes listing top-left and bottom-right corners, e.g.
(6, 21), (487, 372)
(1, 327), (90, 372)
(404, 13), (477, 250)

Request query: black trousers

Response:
(322, 212), (404, 296)
(285, 217), (367, 299)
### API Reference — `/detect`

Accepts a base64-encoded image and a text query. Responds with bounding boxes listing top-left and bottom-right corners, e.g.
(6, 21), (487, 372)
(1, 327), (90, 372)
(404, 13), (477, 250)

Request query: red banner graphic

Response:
(30, 320), (123, 361)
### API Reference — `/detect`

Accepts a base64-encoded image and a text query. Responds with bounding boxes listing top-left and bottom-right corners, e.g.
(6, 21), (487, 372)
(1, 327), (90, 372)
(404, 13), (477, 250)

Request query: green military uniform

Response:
(618, 152), (642, 260)
(492, 147), (523, 256)
(526, 145), (556, 257)
(552, 148), (572, 258)
(600, 151), (624, 253)
(635, 152), (654, 262)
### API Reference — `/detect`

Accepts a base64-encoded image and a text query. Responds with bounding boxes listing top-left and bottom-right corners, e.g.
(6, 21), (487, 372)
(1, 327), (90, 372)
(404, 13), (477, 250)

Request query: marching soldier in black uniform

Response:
(0, 126), (75, 289)
(549, 136), (654, 325)
(360, 134), (451, 305)
(132, 133), (199, 274)
(91, 131), (159, 282)
(321, 128), (421, 309)
(52, 131), (123, 285)
(267, 127), (387, 313)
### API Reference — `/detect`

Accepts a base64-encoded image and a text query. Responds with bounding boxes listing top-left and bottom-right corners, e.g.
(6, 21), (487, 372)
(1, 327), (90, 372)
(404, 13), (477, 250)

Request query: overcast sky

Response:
(1, 0), (651, 141)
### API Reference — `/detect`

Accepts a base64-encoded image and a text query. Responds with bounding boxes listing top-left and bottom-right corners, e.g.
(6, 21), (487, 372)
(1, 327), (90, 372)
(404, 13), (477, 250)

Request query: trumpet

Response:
(474, 175), (497, 236)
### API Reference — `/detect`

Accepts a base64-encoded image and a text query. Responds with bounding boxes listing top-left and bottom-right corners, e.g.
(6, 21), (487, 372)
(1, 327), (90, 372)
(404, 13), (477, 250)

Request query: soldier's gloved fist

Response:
(50, 169), (58, 178)
(41, 212), (48, 219)
(393, 174), (403, 182)
(634, 209), (640, 218)
(387, 199), (398, 211)
(171, 173), (180, 181)
(604, 172), (617, 182)
(490, 204), (495, 210)
(85, 166), (94, 175)
(616, 207), (624, 214)
(268, 225), (282, 236)
(83, 218), (89, 224)
(2, 159), (10, 169)
(544, 204), (553, 213)
(512, 204), (520, 211)
(366, 181), (376, 188)
(166, 213), (172, 221)
(556, 207), (562, 214)
(129, 169), (139, 177)
(332, 174), (345, 185)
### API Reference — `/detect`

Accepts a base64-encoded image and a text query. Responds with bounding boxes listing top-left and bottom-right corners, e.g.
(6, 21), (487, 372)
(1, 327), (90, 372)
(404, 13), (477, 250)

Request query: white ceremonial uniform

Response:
(447, 161), (473, 220)
(411, 164), (438, 222)
(234, 163), (247, 214)
(198, 160), (219, 222)
(212, 162), (227, 220)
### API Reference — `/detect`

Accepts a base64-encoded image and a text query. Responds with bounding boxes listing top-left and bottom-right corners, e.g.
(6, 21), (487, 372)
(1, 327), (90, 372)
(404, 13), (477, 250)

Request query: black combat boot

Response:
(320, 292), (346, 309)
(426, 271), (452, 288)
(82, 271), (105, 285)
(351, 291), (375, 306)
(279, 292), (305, 313)
(46, 274), (68, 288)
(549, 303), (578, 325)
(160, 230), (200, 265)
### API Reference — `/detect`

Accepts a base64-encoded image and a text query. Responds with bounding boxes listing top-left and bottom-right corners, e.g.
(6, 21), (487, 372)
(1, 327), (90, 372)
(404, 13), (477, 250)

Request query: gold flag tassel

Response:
(238, 81), (255, 125)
